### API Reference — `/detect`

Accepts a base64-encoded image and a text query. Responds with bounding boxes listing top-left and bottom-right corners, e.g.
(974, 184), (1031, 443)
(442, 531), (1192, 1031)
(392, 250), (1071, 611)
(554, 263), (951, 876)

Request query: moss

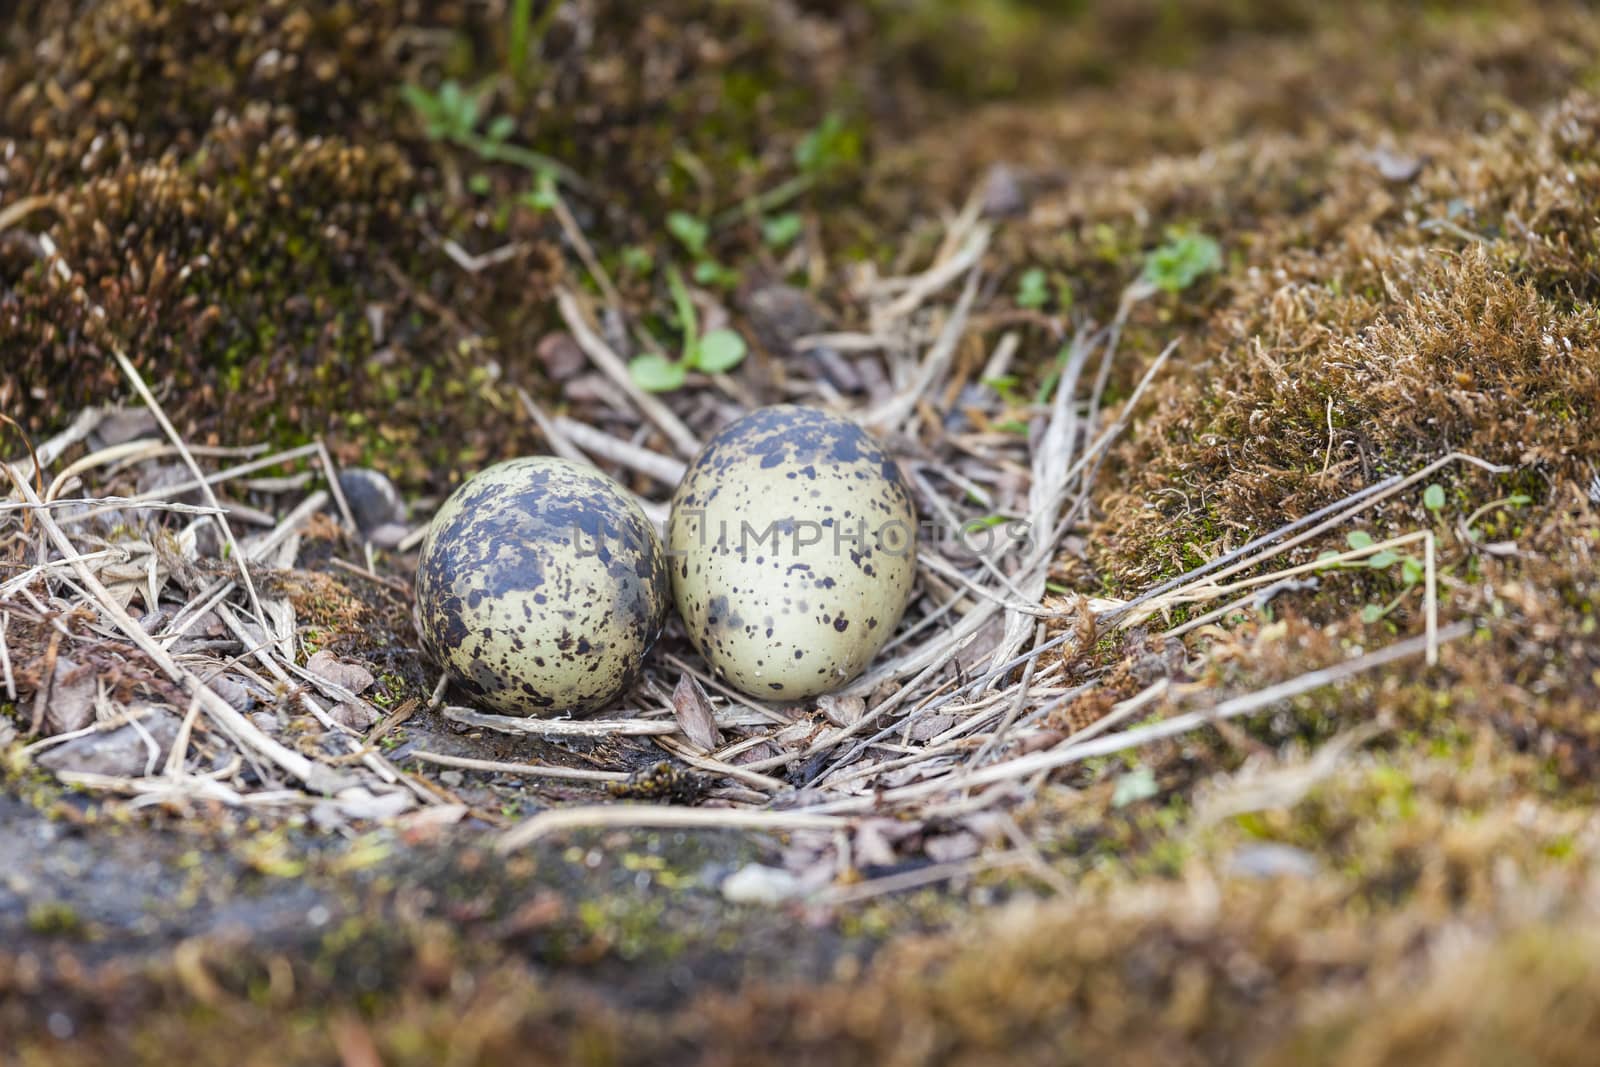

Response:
(24, 901), (85, 939)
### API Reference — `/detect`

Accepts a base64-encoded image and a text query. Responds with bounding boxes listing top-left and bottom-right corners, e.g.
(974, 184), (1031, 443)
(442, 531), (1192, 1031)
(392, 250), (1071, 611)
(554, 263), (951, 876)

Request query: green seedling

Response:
(628, 266), (748, 392)
(762, 212), (804, 248)
(1016, 267), (1050, 309)
(1141, 232), (1222, 293)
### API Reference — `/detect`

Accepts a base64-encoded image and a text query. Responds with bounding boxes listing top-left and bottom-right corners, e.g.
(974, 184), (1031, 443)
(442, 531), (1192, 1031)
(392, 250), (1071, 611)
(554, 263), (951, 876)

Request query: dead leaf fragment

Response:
(306, 650), (375, 696)
(671, 673), (722, 752)
(817, 693), (865, 727)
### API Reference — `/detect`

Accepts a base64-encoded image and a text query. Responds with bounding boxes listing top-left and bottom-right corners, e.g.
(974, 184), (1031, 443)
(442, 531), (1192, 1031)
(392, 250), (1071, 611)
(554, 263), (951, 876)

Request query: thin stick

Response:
(876, 226), (991, 323)
(443, 705), (680, 737)
(551, 414), (687, 486)
(499, 805), (847, 852)
(1425, 530), (1439, 666)
(867, 264), (981, 432)
(409, 750), (630, 784)
(316, 439), (359, 533)
(548, 188), (624, 313)
(654, 734), (788, 792)
(555, 288), (701, 459)
(0, 610), (13, 701)
(1104, 452), (1507, 626)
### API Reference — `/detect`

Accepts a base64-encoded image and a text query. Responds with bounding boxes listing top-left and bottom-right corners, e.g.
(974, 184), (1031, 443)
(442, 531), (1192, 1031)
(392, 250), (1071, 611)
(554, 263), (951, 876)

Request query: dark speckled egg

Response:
(415, 458), (669, 716)
(667, 406), (917, 700)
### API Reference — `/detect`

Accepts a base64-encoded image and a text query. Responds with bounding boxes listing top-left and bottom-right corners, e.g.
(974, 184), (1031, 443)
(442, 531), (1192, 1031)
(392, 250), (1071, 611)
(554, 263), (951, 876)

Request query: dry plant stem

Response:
(1125, 528), (1442, 664)
(548, 188), (623, 313)
(18, 703), (168, 756)
(867, 264), (982, 432)
(799, 624), (1467, 817)
(159, 489), (328, 646)
(516, 387), (594, 469)
(3, 466), (346, 793)
(499, 805), (848, 852)
(971, 622), (1044, 766)
(551, 414), (688, 486)
(911, 449), (1500, 728)
(654, 735), (788, 792)
(409, 750), (631, 784)
(555, 287), (701, 459)
(5, 408), (101, 487)
(442, 705), (680, 737)
(165, 694), (203, 778)
(984, 324), (1102, 675)
(316, 440), (359, 533)
(875, 225), (991, 323)
(0, 610), (13, 701)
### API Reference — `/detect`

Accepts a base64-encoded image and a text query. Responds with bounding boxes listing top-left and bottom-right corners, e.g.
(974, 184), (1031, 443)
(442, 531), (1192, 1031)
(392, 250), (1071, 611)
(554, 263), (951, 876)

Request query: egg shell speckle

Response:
(414, 457), (669, 716)
(668, 405), (917, 700)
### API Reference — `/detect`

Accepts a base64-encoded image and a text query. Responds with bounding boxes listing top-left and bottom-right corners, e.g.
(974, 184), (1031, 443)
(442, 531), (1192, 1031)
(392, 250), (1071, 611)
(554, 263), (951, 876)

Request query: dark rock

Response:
(742, 283), (829, 355)
(90, 407), (160, 448)
(535, 331), (587, 382)
(1225, 843), (1320, 880)
(37, 708), (181, 777)
(337, 467), (407, 534)
(207, 673), (256, 713)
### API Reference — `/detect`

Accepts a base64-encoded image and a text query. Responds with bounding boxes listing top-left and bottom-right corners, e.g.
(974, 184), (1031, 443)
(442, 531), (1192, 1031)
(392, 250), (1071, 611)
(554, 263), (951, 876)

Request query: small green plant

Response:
(402, 78), (570, 187)
(666, 212), (710, 258)
(1016, 267), (1050, 309)
(761, 212), (804, 248)
(1112, 766), (1159, 808)
(517, 169), (559, 212)
(715, 112), (862, 225)
(983, 374), (1021, 401)
(506, 0), (564, 90)
(402, 79), (486, 143)
(794, 112), (860, 176)
(628, 267), (748, 392)
(1141, 232), (1222, 293)
(667, 211), (740, 289)
(1317, 530), (1427, 623)
(1463, 493), (1532, 541)
(620, 245), (655, 276)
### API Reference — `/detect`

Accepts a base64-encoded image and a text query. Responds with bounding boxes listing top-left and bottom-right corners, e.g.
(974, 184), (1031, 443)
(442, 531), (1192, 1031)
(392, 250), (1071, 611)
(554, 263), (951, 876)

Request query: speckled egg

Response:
(414, 457), (669, 716)
(667, 406), (917, 699)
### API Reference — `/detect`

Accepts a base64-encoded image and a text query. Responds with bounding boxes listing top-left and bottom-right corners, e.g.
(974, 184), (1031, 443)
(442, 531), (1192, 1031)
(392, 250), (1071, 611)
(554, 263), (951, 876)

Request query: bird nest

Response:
(2, 207), (1469, 887)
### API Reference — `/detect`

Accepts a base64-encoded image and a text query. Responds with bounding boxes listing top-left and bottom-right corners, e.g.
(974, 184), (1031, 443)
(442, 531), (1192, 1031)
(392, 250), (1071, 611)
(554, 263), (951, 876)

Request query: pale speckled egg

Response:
(414, 457), (669, 716)
(667, 406), (917, 699)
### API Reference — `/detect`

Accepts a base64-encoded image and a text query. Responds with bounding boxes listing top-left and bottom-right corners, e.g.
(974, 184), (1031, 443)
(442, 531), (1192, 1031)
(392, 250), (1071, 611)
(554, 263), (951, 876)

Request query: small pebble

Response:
(36, 708), (180, 777)
(721, 863), (803, 905)
(338, 467), (408, 534)
(1225, 843), (1320, 880)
